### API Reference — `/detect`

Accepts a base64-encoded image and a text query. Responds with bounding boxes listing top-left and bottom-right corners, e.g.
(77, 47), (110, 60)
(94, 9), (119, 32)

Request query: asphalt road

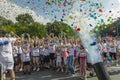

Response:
(6, 65), (120, 80)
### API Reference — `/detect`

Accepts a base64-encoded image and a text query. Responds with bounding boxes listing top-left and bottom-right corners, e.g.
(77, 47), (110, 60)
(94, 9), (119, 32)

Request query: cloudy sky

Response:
(0, 0), (120, 27)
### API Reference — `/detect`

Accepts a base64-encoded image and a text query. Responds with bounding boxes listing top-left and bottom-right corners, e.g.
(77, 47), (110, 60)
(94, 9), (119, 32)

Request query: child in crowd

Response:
(79, 46), (87, 80)
(31, 41), (40, 71)
(12, 42), (18, 72)
(56, 47), (62, 72)
(109, 39), (118, 65)
(39, 44), (44, 68)
(22, 46), (31, 74)
(101, 39), (108, 63)
(74, 44), (78, 71)
(48, 42), (56, 68)
(61, 45), (68, 73)
(67, 44), (75, 76)
(43, 45), (50, 69)
(17, 41), (23, 71)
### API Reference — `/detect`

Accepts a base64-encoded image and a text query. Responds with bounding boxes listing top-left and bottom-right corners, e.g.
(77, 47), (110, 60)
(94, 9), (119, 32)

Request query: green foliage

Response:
(46, 21), (75, 37)
(94, 17), (120, 37)
(0, 16), (14, 27)
(16, 13), (34, 25)
(0, 13), (75, 39)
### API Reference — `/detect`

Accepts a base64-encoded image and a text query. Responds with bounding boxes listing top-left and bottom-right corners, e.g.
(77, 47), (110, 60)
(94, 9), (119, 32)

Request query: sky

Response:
(0, 0), (120, 27)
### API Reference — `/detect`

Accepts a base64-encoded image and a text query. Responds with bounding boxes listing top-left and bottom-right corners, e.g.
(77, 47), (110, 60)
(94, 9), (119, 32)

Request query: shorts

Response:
(44, 55), (50, 63)
(23, 61), (30, 65)
(50, 53), (55, 60)
(39, 55), (44, 61)
(0, 61), (14, 73)
(17, 53), (22, 57)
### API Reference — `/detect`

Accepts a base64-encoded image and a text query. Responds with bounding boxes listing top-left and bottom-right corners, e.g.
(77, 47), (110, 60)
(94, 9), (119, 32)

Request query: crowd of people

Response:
(0, 31), (120, 80)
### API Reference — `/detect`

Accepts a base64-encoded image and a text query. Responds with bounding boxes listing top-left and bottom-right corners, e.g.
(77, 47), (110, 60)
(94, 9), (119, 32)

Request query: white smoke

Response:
(67, 0), (120, 64)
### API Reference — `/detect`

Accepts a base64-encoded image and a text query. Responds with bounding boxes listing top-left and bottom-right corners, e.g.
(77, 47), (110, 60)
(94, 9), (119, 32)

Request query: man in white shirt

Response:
(0, 31), (19, 80)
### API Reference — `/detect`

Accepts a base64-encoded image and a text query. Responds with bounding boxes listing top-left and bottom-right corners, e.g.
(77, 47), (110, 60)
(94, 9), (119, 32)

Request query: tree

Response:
(0, 16), (14, 27)
(46, 21), (75, 38)
(0, 14), (75, 39)
(27, 22), (46, 38)
(94, 17), (120, 37)
(16, 13), (34, 25)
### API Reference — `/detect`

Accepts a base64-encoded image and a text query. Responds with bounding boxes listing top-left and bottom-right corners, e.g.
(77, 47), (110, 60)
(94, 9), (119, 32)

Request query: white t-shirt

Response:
(68, 47), (74, 56)
(56, 52), (62, 62)
(23, 42), (30, 51)
(32, 47), (40, 57)
(61, 47), (67, 52)
(108, 42), (116, 53)
(43, 48), (49, 56)
(0, 37), (16, 62)
(39, 46), (44, 55)
(48, 45), (55, 53)
(18, 46), (23, 54)
(80, 52), (86, 57)
(22, 49), (30, 62)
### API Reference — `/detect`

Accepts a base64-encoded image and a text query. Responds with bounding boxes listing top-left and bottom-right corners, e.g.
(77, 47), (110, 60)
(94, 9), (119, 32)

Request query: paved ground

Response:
(7, 65), (120, 80)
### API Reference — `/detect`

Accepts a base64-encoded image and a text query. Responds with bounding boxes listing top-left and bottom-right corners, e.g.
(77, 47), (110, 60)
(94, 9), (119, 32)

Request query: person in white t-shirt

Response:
(56, 47), (62, 72)
(12, 43), (18, 72)
(17, 41), (23, 71)
(39, 45), (44, 68)
(79, 46), (87, 80)
(67, 44), (75, 76)
(48, 42), (56, 67)
(101, 40), (108, 63)
(43, 45), (50, 69)
(0, 31), (19, 80)
(22, 46), (31, 74)
(31, 41), (40, 71)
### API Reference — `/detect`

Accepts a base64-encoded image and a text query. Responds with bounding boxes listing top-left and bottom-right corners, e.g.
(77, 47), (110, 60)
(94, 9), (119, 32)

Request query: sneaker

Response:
(19, 68), (22, 71)
(36, 68), (40, 71)
(72, 74), (76, 77)
(116, 64), (119, 66)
